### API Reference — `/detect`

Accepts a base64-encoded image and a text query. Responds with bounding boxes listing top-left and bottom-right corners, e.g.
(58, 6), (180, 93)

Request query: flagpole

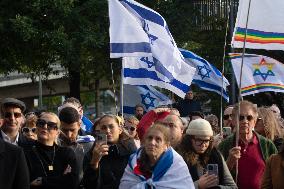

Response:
(235, 0), (253, 183)
(110, 62), (118, 116)
(220, 0), (232, 134)
(121, 58), (124, 118)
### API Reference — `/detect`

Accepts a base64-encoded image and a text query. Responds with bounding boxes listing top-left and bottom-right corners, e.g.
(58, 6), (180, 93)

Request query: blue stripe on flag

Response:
(120, 0), (165, 27)
(192, 79), (229, 101)
(110, 42), (151, 53)
(124, 68), (189, 93)
(123, 106), (136, 114)
(153, 57), (174, 81)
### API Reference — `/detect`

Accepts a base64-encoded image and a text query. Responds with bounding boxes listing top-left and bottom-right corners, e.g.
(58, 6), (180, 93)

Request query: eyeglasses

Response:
(223, 114), (232, 120)
(239, 115), (254, 121)
(193, 138), (212, 146)
(22, 127), (37, 133)
(36, 119), (58, 130)
(4, 112), (22, 119)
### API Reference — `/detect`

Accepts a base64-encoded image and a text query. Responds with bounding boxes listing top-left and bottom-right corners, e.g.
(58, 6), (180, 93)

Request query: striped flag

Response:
(180, 49), (230, 102)
(232, 0), (284, 50)
(108, 0), (196, 94)
(123, 84), (172, 115)
(229, 53), (284, 96)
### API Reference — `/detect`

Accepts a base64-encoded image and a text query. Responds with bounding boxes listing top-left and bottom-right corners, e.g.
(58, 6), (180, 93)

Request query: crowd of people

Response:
(0, 91), (284, 189)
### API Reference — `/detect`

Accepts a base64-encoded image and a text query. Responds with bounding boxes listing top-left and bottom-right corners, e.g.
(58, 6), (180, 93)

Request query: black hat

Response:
(1, 98), (26, 112)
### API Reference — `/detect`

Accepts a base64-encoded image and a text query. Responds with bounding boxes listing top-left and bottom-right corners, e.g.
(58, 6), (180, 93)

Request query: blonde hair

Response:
(258, 107), (283, 140)
(39, 112), (60, 129)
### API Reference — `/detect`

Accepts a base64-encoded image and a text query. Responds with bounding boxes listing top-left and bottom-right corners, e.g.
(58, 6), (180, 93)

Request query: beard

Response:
(136, 114), (144, 120)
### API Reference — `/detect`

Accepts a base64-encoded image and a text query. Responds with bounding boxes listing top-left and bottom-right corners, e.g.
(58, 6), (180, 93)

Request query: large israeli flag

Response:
(123, 84), (172, 115)
(180, 49), (230, 102)
(109, 0), (196, 84)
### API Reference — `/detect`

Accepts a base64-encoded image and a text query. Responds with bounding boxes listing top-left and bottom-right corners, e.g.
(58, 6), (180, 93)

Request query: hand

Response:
(226, 146), (241, 170)
(90, 142), (109, 169)
(198, 173), (218, 189)
(63, 164), (72, 175)
(31, 177), (42, 186)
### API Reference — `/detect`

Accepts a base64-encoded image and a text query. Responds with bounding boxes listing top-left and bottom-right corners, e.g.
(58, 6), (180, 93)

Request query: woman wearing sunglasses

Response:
(23, 112), (79, 189)
(21, 114), (37, 141)
(125, 116), (140, 148)
(83, 114), (137, 189)
(177, 119), (237, 189)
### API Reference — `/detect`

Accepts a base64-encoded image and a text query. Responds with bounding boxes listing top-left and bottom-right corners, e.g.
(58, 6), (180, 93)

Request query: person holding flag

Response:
(218, 100), (277, 189)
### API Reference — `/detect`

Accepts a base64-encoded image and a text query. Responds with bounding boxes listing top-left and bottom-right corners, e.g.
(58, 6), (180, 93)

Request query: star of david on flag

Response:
(197, 65), (212, 80)
(179, 49), (230, 102)
(252, 58), (275, 81)
(230, 53), (284, 96)
(108, 0), (196, 98)
(122, 84), (172, 115)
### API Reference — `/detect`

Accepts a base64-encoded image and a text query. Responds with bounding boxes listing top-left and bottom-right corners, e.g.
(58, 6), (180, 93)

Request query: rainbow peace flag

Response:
(229, 53), (284, 96)
(232, 0), (284, 50)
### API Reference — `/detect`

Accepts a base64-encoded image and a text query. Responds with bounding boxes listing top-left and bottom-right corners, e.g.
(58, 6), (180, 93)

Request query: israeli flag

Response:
(123, 57), (192, 98)
(123, 84), (172, 115)
(109, 0), (196, 83)
(180, 48), (230, 102)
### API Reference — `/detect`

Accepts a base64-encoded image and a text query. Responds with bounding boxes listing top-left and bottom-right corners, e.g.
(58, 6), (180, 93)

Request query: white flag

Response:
(230, 53), (284, 96)
(180, 48), (230, 102)
(108, 0), (196, 81)
(232, 0), (284, 50)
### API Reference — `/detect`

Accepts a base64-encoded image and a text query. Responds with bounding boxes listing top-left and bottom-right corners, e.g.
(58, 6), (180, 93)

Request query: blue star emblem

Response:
(142, 21), (158, 45)
(141, 92), (156, 110)
(197, 64), (211, 80)
(140, 57), (155, 68)
(253, 69), (275, 81)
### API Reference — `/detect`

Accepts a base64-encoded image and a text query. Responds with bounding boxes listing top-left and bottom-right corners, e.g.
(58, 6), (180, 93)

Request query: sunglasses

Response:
(223, 114), (232, 120)
(22, 127), (37, 133)
(239, 115), (254, 121)
(128, 126), (136, 131)
(36, 119), (58, 130)
(4, 112), (22, 118)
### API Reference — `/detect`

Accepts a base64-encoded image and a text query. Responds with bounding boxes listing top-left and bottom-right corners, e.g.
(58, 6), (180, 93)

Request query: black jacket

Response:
(174, 99), (202, 117)
(82, 141), (137, 189)
(0, 138), (30, 189)
(23, 141), (79, 189)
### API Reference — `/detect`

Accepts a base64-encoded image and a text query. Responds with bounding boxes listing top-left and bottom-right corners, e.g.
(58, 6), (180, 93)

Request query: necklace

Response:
(33, 145), (56, 176)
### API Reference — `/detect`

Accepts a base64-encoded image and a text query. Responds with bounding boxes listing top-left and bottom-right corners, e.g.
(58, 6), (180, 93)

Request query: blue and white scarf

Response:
(119, 147), (195, 189)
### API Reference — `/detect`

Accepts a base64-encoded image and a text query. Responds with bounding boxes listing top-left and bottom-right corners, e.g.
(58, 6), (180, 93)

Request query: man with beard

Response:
(0, 98), (27, 146)
(58, 106), (94, 188)
(218, 100), (277, 189)
(134, 104), (144, 120)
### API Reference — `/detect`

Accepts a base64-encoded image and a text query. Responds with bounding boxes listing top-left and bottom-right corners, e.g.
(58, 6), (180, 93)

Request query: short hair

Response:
(232, 100), (258, 117)
(189, 111), (204, 119)
(144, 123), (171, 144)
(63, 97), (82, 109)
(59, 107), (80, 124)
